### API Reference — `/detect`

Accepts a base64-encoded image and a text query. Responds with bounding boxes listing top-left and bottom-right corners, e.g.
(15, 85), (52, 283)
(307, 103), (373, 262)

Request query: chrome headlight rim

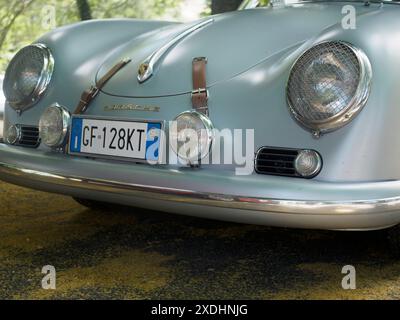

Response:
(170, 110), (215, 163)
(286, 40), (372, 135)
(39, 103), (71, 148)
(3, 43), (55, 112)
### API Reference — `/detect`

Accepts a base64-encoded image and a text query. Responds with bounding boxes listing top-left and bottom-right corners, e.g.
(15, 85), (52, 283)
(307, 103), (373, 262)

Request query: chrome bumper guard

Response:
(0, 144), (400, 230)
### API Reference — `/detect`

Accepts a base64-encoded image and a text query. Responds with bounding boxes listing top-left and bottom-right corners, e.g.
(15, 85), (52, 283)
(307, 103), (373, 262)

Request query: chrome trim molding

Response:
(34, 44), (55, 107)
(4, 43), (55, 113)
(286, 41), (373, 135)
(1, 160), (400, 217)
(137, 19), (214, 83)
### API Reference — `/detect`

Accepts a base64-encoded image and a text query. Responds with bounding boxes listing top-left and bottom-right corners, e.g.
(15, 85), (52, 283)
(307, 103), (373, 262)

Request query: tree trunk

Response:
(211, 0), (243, 14)
(76, 0), (92, 21)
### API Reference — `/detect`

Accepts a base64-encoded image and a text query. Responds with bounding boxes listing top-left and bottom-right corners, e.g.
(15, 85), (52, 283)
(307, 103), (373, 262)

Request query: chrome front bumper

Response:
(1, 144), (400, 231)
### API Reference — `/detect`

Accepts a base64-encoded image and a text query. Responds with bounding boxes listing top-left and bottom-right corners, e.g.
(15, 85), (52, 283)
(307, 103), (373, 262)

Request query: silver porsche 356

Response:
(2, 0), (400, 250)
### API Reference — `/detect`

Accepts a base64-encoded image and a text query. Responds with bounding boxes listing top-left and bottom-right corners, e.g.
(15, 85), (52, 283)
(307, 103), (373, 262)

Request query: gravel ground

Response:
(0, 180), (400, 300)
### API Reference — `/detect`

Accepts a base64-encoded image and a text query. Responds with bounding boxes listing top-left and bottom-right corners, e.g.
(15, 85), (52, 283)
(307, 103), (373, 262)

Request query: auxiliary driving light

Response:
(39, 103), (70, 148)
(170, 111), (214, 164)
(294, 150), (322, 178)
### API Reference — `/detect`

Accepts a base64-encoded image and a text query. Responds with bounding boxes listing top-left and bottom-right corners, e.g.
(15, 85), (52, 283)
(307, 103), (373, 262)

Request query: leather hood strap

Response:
(74, 59), (131, 115)
(192, 57), (209, 116)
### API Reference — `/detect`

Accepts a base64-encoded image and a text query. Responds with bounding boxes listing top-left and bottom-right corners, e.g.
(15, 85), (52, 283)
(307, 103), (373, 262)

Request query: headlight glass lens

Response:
(3, 44), (54, 112)
(294, 150), (322, 178)
(287, 41), (372, 133)
(39, 104), (70, 147)
(170, 111), (214, 163)
(6, 125), (20, 145)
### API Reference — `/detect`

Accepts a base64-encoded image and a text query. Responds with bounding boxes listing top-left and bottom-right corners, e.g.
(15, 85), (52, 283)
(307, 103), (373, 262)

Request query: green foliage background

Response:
(0, 0), (187, 73)
(0, 0), (268, 74)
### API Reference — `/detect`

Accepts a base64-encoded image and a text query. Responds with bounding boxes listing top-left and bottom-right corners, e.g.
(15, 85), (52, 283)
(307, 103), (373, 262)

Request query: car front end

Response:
(2, 1), (400, 232)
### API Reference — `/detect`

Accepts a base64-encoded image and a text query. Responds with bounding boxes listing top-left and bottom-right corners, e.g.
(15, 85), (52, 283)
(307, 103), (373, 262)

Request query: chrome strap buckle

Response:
(191, 88), (209, 97)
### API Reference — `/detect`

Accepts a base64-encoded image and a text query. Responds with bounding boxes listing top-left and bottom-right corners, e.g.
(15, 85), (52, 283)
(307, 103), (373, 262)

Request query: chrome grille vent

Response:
(17, 125), (40, 148)
(255, 147), (299, 177)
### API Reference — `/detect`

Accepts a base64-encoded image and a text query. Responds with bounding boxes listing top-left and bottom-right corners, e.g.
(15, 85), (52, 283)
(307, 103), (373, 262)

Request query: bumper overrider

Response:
(1, 144), (400, 231)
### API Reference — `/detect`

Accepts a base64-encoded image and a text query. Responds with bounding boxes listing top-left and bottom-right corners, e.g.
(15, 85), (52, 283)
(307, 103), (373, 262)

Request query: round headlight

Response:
(170, 111), (214, 163)
(3, 44), (54, 113)
(287, 41), (372, 134)
(39, 104), (70, 148)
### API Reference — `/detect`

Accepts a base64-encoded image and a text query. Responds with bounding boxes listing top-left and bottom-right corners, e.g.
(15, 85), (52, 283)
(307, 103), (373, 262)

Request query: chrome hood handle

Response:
(137, 18), (214, 84)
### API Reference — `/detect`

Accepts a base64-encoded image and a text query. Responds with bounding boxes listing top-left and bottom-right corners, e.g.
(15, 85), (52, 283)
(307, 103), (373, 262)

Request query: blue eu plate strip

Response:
(70, 118), (83, 153)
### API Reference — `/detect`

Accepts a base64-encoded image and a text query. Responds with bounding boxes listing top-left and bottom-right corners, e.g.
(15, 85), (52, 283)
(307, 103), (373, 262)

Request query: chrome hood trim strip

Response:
(137, 18), (214, 83)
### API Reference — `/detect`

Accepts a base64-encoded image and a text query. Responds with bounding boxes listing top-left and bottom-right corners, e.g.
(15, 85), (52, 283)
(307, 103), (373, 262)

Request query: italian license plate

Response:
(69, 117), (163, 162)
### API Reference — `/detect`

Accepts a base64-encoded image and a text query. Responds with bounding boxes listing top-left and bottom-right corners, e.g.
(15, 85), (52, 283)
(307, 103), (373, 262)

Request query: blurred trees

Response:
(0, 0), (36, 53)
(0, 0), (251, 73)
(76, 0), (92, 20)
(211, 0), (242, 14)
(0, 0), (184, 72)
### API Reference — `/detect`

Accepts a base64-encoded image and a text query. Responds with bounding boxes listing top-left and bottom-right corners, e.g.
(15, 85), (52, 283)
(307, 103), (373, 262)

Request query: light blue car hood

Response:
(97, 3), (375, 98)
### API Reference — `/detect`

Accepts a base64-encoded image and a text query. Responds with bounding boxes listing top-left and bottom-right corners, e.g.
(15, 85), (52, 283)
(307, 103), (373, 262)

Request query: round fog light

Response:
(170, 111), (214, 163)
(39, 103), (70, 147)
(6, 125), (21, 145)
(294, 150), (322, 178)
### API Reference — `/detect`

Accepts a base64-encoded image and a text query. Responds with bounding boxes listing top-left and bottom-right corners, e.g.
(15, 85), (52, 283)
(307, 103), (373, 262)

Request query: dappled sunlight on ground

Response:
(0, 181), (400, 299)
